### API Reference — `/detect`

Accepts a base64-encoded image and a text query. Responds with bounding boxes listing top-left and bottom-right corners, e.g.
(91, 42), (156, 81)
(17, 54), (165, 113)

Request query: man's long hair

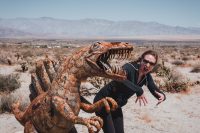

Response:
(134, 50), (158, 64)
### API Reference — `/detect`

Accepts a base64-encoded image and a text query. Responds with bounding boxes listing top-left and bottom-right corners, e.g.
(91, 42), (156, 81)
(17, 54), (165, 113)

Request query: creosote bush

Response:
(87, 76), (111, 90)
(191, 64), (200, 73)
(162, 81), (189, 93)
(80, 77), (112, 96)
(155, 65), (171, 77)
(0, 92), (29, 113)
(0, 94), (13, 113)
(171, 60), (185, 66)
(156, 64), (189, 93)
(21, 50), (34, 58)
(0, 74), (21, 93)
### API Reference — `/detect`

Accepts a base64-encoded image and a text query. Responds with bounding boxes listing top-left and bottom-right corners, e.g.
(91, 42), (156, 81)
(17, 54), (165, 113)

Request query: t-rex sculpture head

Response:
(30, 41), (134, 100)
(69, 41), (133, 80)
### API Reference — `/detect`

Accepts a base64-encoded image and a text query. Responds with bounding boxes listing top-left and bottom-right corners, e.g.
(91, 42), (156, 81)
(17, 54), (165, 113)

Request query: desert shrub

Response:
(161, 79), (189, 93)
(155, 64), (171, 77)
(171, 60), (185, 66)
(21, 50), (34, 58)
(0, 94), (13, 113)
(155, 62), (189, 92)
(40, 45), (48, 48)
(0, 92), (29, 113)
(0, 51), (17, 65)
(80, 82), (98, 96)
(53, 48), (74, 61)
(34, 49), (47, 57)
(15, 62), (29, 72)
(0, 74), (21, 93)
(80, 77), (112, 96)
(29, 66), (36, 74)
(170, 54), (176, 59)
(158, 68), (189, 93)
(87, 76), (111, 89)
(0, 56), (7, 64)
(182, 56), (191, 61)
(191, 64), (200, 73)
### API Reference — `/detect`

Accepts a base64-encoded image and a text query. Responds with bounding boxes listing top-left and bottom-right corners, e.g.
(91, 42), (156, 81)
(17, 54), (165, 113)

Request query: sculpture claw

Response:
(86, 116), (103, 133)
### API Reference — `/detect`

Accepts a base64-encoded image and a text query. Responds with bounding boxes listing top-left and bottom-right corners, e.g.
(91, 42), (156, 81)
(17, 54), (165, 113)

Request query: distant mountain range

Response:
(0, 17), (200, 38)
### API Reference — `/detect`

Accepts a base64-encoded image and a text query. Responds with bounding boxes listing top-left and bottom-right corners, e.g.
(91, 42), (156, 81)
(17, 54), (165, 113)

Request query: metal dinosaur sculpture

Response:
(12, 41), (133, 133)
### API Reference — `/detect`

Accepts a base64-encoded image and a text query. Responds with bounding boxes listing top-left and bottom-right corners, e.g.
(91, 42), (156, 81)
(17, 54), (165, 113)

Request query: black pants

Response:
(94, 83), (125, 133)
(95, 107), (124, 133)
(94, 91), (124, 133)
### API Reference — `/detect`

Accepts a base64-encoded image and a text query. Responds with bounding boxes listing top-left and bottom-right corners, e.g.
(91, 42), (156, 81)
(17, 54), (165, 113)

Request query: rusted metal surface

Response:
(12, 41), (133, 133)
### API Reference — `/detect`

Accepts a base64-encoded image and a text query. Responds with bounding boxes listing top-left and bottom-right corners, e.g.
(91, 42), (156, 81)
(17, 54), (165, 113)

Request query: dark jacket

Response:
(94, 62), (166, 107)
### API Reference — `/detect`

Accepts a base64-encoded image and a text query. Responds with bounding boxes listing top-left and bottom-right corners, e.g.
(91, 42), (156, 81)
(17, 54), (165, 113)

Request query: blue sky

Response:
(0, 0), (199, 27)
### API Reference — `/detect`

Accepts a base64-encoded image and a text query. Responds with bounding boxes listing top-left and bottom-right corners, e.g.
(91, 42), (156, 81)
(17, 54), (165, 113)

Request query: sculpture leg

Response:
(12, 100), (27, 126)
(52, 96), (103, 133)
(24, 121), (37, 133)
(12, 93), (47, 126)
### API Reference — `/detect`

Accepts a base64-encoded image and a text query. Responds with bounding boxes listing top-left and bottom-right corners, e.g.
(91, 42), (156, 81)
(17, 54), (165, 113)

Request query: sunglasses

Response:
(142, 59), (156, 66)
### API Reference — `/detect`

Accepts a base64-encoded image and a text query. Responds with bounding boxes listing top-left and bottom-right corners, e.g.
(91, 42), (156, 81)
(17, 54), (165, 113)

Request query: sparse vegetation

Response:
(155, 64), (171, 77)
(155, 63), (189, 93)
(21, 50), (34, 58)
(159, 68), (189, 92)
(84, 77), (112, 95)
(161, 78), (189, 93)
(182, 56), (191, 61)
(0, 92), (29, 113)
(191, 64), (200, 73)
(0, 93), (13, 113)
(171, 60), (185, 66)
(0, 74), (21, 93)
(0, 74), (22, 113)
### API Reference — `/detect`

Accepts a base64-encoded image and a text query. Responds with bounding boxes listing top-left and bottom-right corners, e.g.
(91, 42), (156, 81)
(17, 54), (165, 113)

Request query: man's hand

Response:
(135, 93), (148, 106)
(155, 91), (165, 106)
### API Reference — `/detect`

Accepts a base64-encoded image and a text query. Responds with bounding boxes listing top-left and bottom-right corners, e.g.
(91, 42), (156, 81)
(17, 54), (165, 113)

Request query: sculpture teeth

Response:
(107, 49), (132, 60)
(98, 48), (133, 75)
(100, 61), (112, 73)
(112, 66), (119, 74)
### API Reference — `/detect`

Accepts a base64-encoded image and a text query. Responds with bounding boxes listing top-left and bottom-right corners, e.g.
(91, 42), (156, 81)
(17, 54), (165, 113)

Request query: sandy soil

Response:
(0, 65), (200, 133)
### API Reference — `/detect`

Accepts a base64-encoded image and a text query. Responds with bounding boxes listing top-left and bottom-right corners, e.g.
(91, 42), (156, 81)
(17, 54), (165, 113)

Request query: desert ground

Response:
(0, 39), (199, 133)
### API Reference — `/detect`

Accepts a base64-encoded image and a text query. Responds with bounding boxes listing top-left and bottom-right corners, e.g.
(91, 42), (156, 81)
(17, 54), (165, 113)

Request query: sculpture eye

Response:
(91, 42), (102, 51)
(89, 42), (102, 53)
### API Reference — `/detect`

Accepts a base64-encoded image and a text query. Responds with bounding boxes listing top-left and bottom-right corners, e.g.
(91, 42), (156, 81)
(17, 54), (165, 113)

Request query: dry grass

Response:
(0, 90), (30, 113)
(191, 64), (200, 73)
(155, 64), (170, 77)
(0, 93), (15, 113)
(182, 56), (192, 61)
(160, 69), (189, 92)
(171, 60), (185, 66)
(0, 74), (21, 93)
(155, 63), (190, 93)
